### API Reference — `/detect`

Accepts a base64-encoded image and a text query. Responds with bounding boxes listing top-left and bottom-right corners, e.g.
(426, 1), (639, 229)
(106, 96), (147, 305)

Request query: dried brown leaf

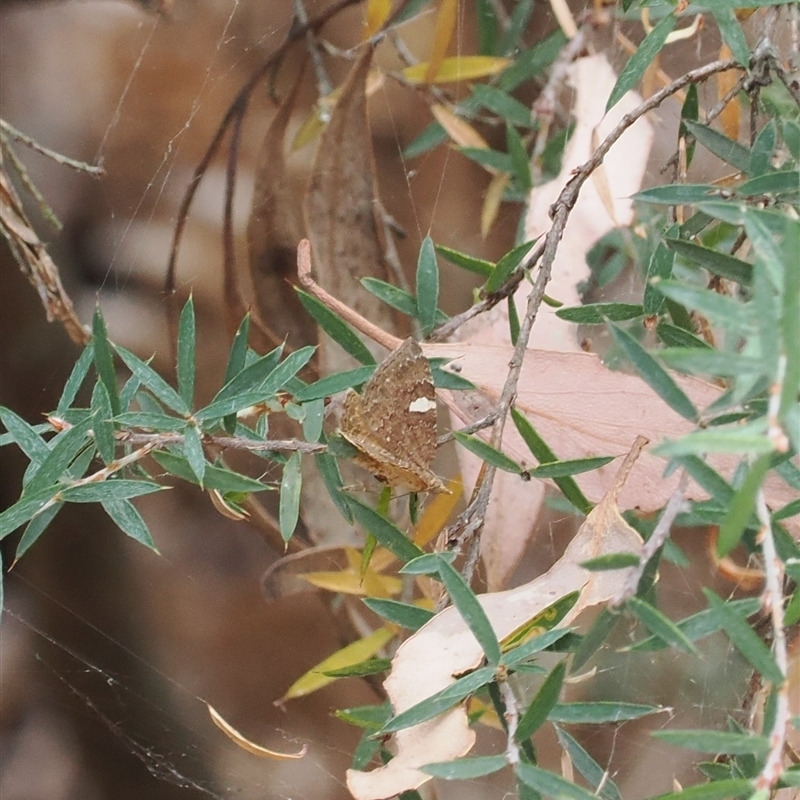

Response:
(247, 68), (310, 348)
(303, 44), (397, 371)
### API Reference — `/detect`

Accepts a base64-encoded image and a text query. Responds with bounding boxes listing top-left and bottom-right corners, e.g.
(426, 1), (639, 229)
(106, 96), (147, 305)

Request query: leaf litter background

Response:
(0, 2), (788, 799)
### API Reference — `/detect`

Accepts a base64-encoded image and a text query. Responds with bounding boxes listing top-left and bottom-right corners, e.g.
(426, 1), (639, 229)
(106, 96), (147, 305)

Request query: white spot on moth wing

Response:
(409, 397), (437, 413)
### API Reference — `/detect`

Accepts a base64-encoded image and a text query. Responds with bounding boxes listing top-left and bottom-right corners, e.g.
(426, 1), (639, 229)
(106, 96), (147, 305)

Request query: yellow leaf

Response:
(207, 704), (307, 759)
(208, 489), (249, 520)
(413, 478), (463, 547)
(717, 44), (741, 142)
(499, 590), (579, 653)
(431, 104), (489, 150)
(402, 56), (511, 85)
(292, 106), (328, 150)
(363, 0), (391, 39)
(467, 696), (504, 730)
(481, 171), (510, 238)
(425, 0), (459, 83)
(299, 570), (402, 597)
(281, 627), (394, 700)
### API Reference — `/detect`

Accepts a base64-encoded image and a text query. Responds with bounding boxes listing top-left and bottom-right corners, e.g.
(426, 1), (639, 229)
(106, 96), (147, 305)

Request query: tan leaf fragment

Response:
(346, 444), (647, 800)
(208, 704), (307, 760)
(717, 44), (741, 142)
(431, 104), (490, 150)
(303, 43), (396, 372)
(431, 340), (798, 521)
(246, 68), (310, 348)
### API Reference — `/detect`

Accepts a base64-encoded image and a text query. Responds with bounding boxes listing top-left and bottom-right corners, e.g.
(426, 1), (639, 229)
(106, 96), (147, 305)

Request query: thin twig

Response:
(499, 678), (522, 766)
(612, 471), (689, 607)
(753, 488), (789, 791)
(119, 430), (327, 455)
(0, 118), (104, 176)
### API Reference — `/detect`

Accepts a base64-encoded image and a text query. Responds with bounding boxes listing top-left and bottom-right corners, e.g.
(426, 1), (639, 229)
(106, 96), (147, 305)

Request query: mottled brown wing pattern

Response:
(338, 338), (448, 493)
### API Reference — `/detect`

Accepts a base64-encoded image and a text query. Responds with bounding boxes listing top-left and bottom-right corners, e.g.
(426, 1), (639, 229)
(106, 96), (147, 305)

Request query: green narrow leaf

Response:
(437, 556), (502, 665)
(103, 499), (157, 550)
(362, 598), (434, 631)
(56, 343), (94, 415)
(506, 123), (531, 190)
(528, 456), (615, 479)
(650, 780), (752, 800)
(676, 456), (735, 505)
(628, 597), (698, 654)
(485, 239), (538, 295)
(294, 367), (375, 403)
(177, 296), (196, 408)
(556, 303), (644, 324)
(679, 83), (699, 168)
(501, 626), (574, 667)
(183, 424), (206, 487)
(61, 480), (163, 503)
(297, 290), (375, 366)
(379, 665), (496, 735)
(549, 702), (661, 724)
(92, 307), (120, 416)
(717, 454), (771, 556)
(748, 121), (776, 178)
(150, 451), (268, 493)
(15, 503), (63, 560)
(315, 450), (353, 523)
(608, 324), (698, 422)
(780, 218), (800, 421)
(637, 184), (720, 206)
(704, 589), (783, 684)
(0, 487), (61, 539)
(627, 598), (762, 651)
(301, 397), (325, 443)
(607, 14), (677, 112)
(713, 9), (750, 70)
(580, 553), (641, 571)
(322, 658), (392, 678)
(475, 0), (498, 54)
(422, 755), (507, 780)
(516, 763), (598, 800)
(508, 294), (520, 345)
(116, 347), (189, 416)
(434, 244), (494, 277)
(498, 0), (534, 55)
(25, 415), (95, 495)
(452, 430), (522, 474)
(471, 84), (532, 127)
(415, 236), (440, 337)
(656, 323), (712, 350)
(403, 120), (448, 159)
(279, 451), (302, 543)
(498, 30), (567, 92)
(361, 278), (447, 323)
(196, 346), (316, 421)
(664, 238), (752, 285)
(91, 381), (115, 465)
(511, 408), (591, 514)
(223, 315), (251, 433)
(653, 729), (769, 757)
(554, 726), (621, 800)
(458, 146), (513, 173)
(516, 661), (566, 741)
(683, 120), (750, 173)
(346, 496), (424, 563)
(571, 608), (620, 672)
(0, 407), (51, 464)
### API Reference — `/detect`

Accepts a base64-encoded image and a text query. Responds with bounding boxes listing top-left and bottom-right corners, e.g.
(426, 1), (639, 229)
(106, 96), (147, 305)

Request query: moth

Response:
(338, 338), (449, 493)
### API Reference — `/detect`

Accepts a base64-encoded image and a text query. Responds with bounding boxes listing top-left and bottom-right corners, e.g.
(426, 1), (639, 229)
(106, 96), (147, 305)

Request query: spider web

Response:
(0, 2), (753, 800)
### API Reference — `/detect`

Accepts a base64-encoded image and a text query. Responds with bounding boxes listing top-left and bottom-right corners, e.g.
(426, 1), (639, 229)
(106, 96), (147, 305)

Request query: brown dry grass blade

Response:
(303, 44), (396, 369)
(247, 64), (314, 350)
(0, 163), (89, 345)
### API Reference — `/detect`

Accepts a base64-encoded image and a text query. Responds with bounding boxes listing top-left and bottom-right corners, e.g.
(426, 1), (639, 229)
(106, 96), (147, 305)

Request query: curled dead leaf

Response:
(207, 704), (307, 760)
